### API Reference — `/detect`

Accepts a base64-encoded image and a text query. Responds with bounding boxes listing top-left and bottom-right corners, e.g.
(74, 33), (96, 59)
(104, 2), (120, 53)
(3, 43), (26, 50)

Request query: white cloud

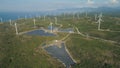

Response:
(87, 0), (94, 5)
(110, 0), (119, 4)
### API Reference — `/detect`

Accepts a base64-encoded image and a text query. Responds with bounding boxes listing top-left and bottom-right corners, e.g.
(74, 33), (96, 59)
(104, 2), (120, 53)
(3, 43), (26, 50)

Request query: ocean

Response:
(0, 12), (52, 22)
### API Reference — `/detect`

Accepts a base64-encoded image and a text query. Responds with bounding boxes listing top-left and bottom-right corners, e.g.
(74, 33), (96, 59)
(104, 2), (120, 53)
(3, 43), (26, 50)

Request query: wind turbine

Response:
(14, 22), (18, 35)
(9, 19), (12, 25)
(55, 17), (57, 24)
(97, 13), (103, 30)
(50, 22), (53, 33)
(33, 19), (36, 28)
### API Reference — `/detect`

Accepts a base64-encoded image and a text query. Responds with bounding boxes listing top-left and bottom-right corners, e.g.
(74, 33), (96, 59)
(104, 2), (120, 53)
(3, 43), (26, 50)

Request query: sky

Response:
(0, 0), (120, 12)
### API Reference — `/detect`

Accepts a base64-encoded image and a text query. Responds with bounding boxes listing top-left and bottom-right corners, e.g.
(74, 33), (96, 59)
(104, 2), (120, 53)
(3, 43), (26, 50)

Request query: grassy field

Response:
(66, 34), (120, 68)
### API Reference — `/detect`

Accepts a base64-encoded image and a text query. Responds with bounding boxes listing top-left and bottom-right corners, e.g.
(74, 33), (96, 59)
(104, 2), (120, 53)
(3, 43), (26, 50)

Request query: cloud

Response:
(110, 0), (119, 4)
(87, 0), (94, 5)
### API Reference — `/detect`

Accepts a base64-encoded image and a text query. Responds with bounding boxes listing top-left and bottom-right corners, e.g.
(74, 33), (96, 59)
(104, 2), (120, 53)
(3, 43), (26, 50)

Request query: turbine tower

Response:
(97, 13), (103, 30)
(50, 22), (53, 33)
(14, 23), (18, 35)
(55, 17), (57, 24)
(9, 19), (12, 25)
(33, 19), (36, 28)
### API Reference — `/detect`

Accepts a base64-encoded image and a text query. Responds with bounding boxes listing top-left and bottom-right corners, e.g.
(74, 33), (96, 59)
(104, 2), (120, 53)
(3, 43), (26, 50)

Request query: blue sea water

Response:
(0, 12), (48, 22)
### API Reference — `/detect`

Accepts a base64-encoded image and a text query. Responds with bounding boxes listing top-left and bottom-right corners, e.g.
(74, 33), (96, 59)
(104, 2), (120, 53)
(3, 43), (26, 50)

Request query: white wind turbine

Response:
(50, 22), (53, 33)
(33, 19), (36, 28)
(9, 19), (12, 25)
(55, 17), (57, 24)
(14, 22), (18, 35)
(97, 13), (103, 30)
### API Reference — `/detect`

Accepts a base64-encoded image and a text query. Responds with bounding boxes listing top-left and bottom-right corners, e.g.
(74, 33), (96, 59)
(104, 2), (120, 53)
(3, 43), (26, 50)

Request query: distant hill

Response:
(48, 7), (120, 16)
(54, 7), (120, 12)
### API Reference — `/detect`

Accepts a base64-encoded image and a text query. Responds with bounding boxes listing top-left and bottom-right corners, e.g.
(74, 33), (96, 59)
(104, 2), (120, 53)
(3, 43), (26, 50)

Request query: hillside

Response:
(0, 12), (120, 68)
